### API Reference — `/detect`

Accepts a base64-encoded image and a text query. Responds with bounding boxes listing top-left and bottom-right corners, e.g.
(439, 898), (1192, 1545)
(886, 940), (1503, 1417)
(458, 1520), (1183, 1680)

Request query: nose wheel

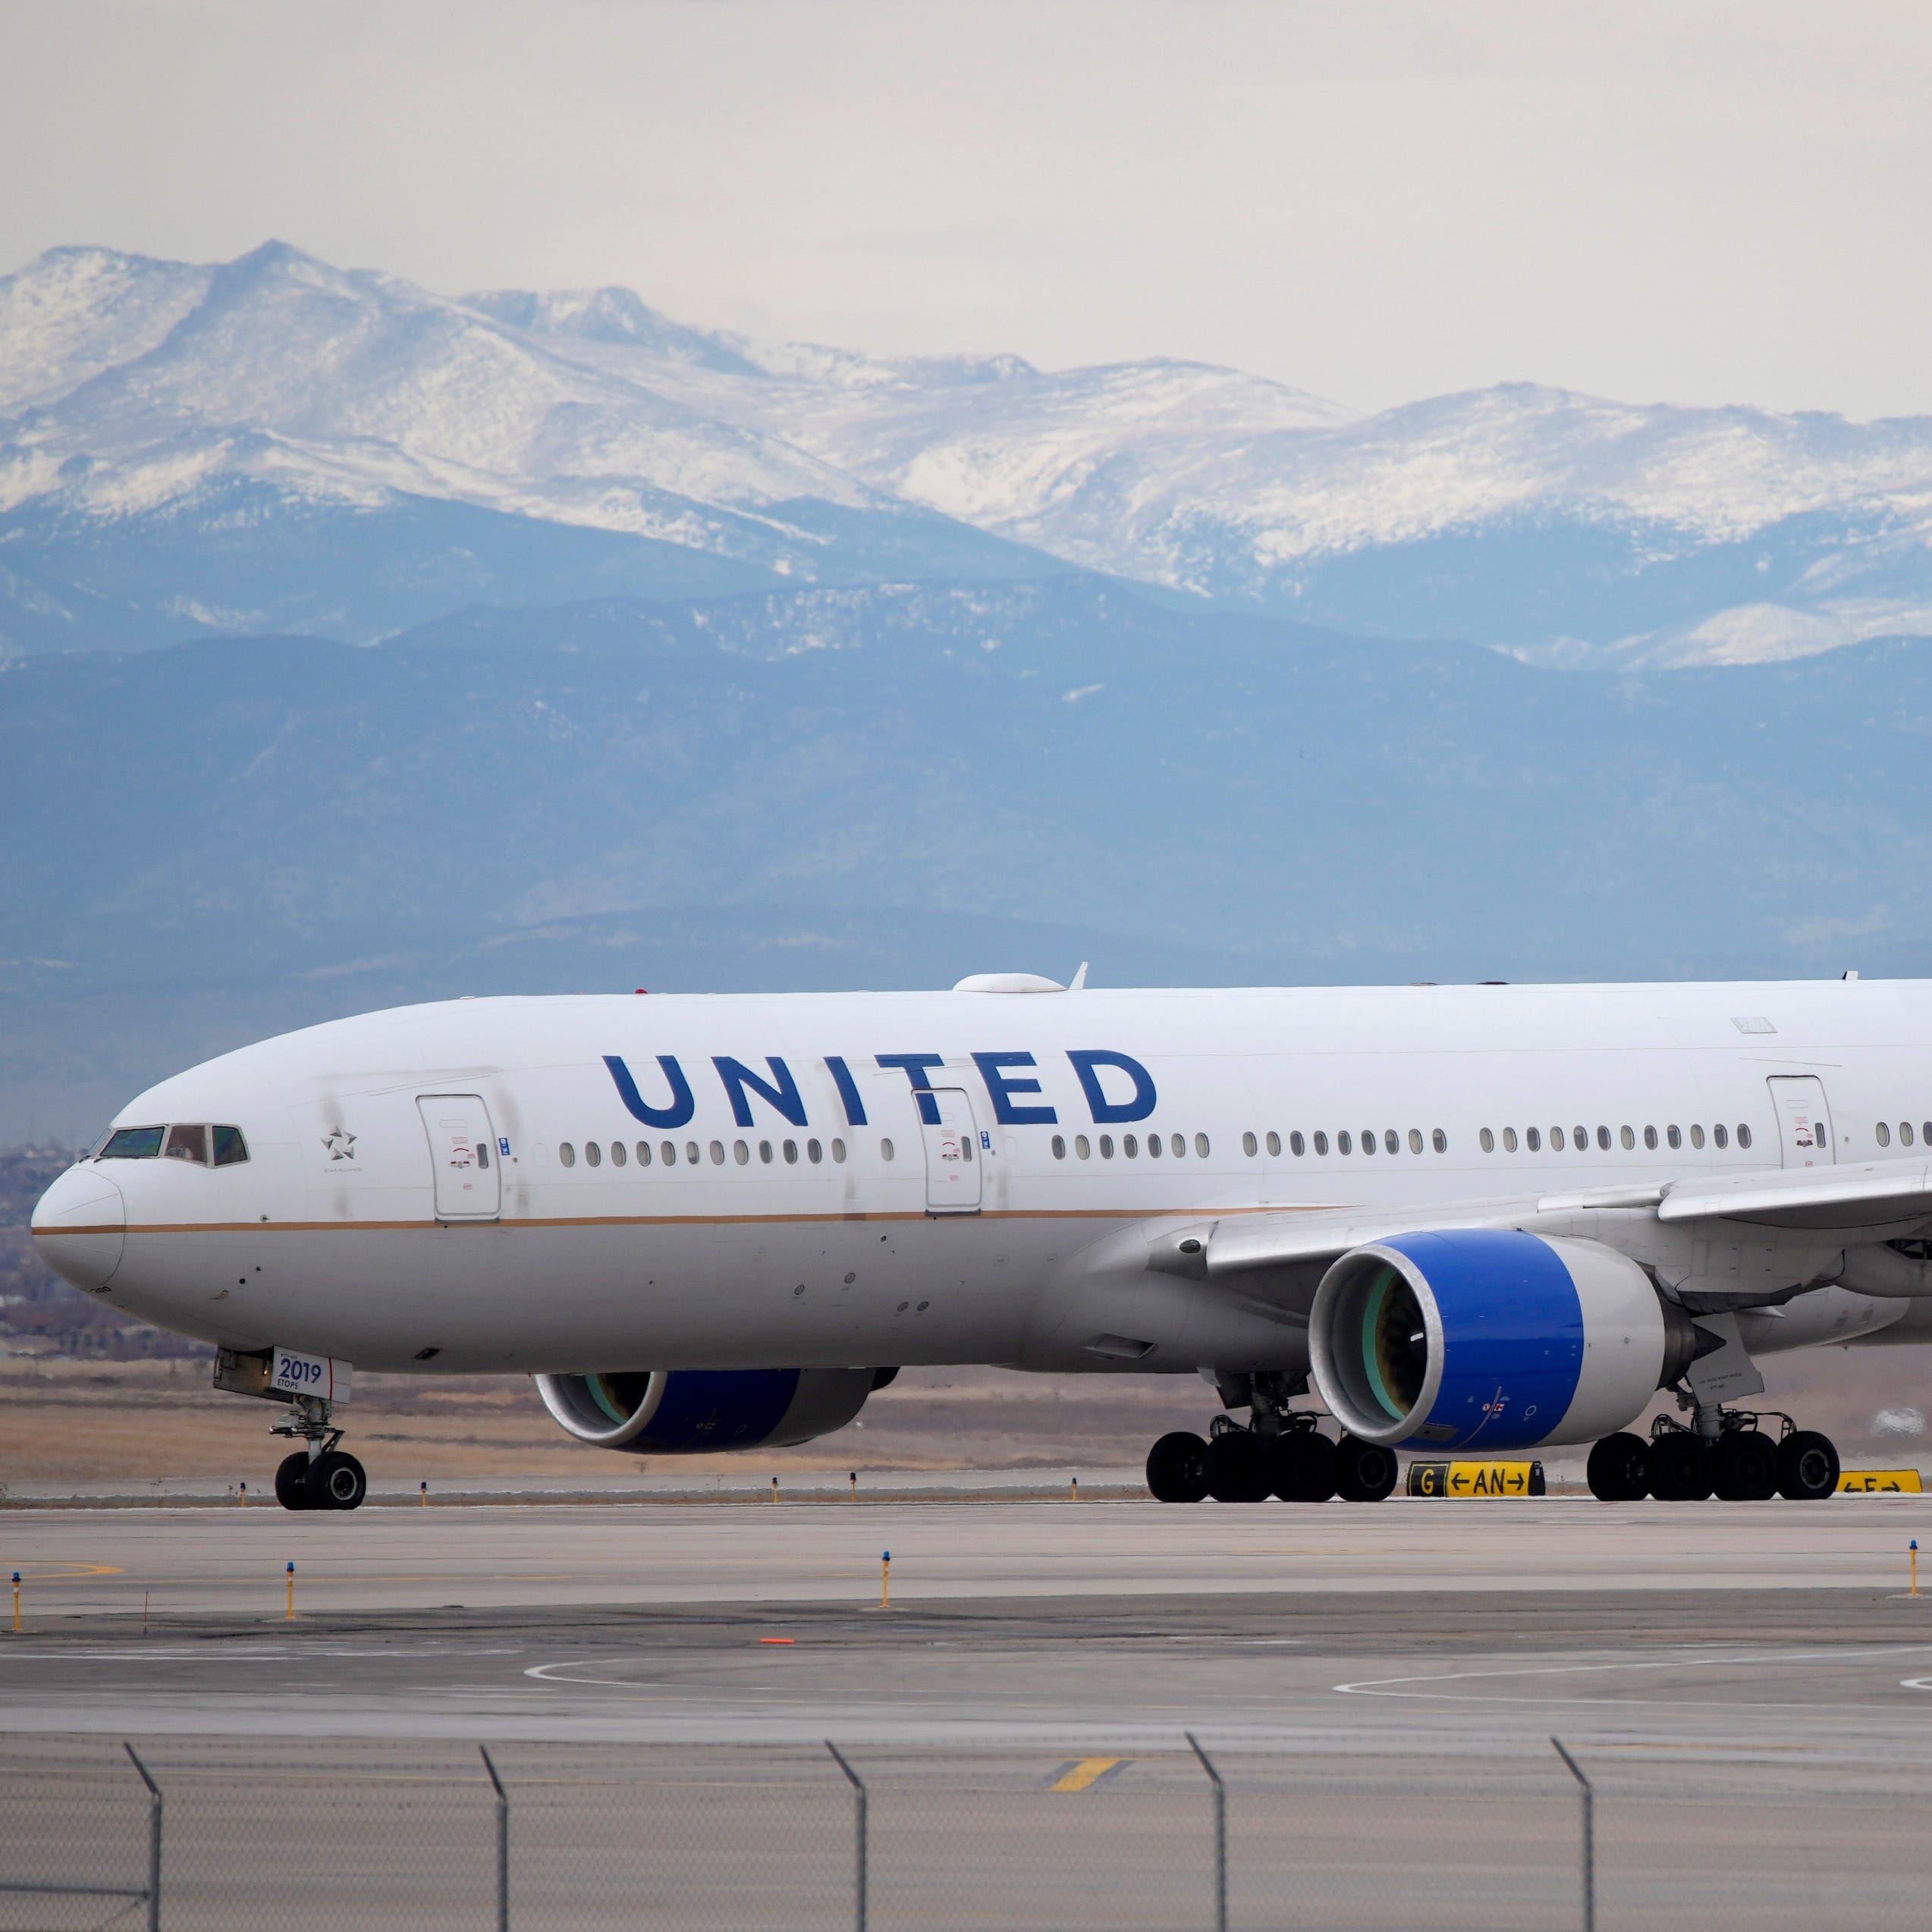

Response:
(270, 1396), (367, 1511)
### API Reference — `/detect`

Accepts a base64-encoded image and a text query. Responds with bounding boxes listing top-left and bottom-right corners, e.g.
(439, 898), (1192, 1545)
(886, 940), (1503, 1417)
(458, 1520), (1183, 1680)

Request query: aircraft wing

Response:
(1655, 1159), (1932, 1231)
(1201, 1161), (1932, 1280)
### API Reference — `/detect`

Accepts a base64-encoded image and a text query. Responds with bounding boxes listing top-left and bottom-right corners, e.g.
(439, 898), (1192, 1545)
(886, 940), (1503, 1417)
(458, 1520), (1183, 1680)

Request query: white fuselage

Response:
(30, 979), (1932, 1381)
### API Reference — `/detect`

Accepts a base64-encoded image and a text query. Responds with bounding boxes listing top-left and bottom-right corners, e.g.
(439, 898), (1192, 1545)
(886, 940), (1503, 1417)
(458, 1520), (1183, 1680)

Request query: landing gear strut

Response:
(271, 1395), (367, 1513)
(1586, 1411), (1838, 1503)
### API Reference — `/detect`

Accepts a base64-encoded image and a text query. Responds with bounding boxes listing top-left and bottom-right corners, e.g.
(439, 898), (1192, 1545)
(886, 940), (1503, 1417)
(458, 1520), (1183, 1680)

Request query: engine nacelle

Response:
(535, 1366), (884, 1455)
(1309, 1230), (1697, 1451)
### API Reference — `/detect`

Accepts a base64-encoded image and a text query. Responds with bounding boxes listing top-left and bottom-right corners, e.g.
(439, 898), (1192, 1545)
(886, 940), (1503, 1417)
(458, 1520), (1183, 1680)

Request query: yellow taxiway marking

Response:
(1050, 1757), (1126, 1792)
(9, 1565), (124, 1581)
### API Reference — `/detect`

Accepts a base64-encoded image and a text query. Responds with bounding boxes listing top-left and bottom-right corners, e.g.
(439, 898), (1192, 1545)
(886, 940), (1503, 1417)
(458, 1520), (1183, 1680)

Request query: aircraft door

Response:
(417, 1094), (502, 1217)
(919, 1087), (984, 1214)
(1767, 1076), (1835, 1169)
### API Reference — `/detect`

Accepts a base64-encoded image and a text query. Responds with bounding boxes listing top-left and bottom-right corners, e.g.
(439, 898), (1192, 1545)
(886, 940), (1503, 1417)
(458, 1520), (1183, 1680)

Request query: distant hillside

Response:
(3, 241), (1931, 666)
(3, 575), (1930, 1136)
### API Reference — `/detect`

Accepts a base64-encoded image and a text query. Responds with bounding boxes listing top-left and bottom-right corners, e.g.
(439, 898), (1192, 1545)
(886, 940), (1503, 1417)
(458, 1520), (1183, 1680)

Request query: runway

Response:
(5, 1496), (1932, 1755)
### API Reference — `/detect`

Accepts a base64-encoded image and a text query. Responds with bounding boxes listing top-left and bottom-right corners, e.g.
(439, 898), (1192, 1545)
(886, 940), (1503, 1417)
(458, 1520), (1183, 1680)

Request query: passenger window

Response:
(1407, 1129), (1423, 1154)
(99, 1126), (165, 1160)
(784, 1140), (799, 1164)
(1075, 1135), (1091, 1159)
(1714, 1124), (1729, 1149)
(1550, 1126), (1566, 1151)
(1573, 1126), (1588, 1151)
(1268, 1131), (1282, 1157)
(1123, 1134), (1139, 1158)
(759, 1141), (773, 1164)
(1291, 1132), (1306, 1156)
(1525, 1126), (1541, 1151)
(1360, 1130), (1375, 1157)
(1619, 1126), (1635, 1151)
(1480, 1129), (1495, 1153)
(661, 1142), (677, 1166)
(1195, 1133), (1210, 1158)
(1737, 1123), (1751, 1149)
(1923, 1122), (1932, 1145)
(1313, 1131), (1328, 1155)
(707, 1142), (724, 1165)
(637, 1141), (653, 1166)
(1689, 1125), (1704, 1150)
(560, 1142), (576, 1168)
(1338, 1131), (1353, 1155)
(1147, 1132), (1162, 1158)
(1242, 1132), (1258, 1157)
(881, 1139), (895, 1161)
(1877, 1121), (1892, 1148)
(610, 1141), (627, 1167)
(1385, 1129), (1400, 1155)
(734, 1140), (749, 1165)
(1052, 1135), (1067, 1159)
(832, 1139), (847, 1164)
(1099, 1135), (1115, 1159)
(586, 1142), (602, 1167)
(211, 1126), (249, 1167)
(1667, 1126), (1680, 1150)
(1596, 1126), (1611, 1151)
(1502, 1127), (1518, 1153)
(1643, 1126), (1657, 1151)
(685, 1142), (701, 1165)
(1172, 1134), (1186, 1158)
(1902, 1123), (1915, 1147)
(165, 1124), (209, 1165)
(1431, 1128), (1447, 1153)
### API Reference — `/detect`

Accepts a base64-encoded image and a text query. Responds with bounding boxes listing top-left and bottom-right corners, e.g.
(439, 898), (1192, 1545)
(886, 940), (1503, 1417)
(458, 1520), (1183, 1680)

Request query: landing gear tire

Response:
(1586, 1432), (1651, 1501)
(1712, 1429), (1779, 1501)
(1146, 1431), (1211, 1503)
(1204, 1431), (1272, 1503)
(1269, 1431), (1338, 1503)
(1334, 1435), (1398, 1503)
(1647, 1433), (1714, 1502)
(1776, 1429), (1839, 1500)
(303, 1450), (367, 1512)
(275, 1452), (313, 1512)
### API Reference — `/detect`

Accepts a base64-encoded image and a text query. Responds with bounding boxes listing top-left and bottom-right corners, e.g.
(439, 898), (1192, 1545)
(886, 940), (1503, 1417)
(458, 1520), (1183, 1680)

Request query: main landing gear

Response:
(272, 1395), (367, 1513)
(1145, 1373), (1398, 1504)
(1586, 1411), (1839, 1503)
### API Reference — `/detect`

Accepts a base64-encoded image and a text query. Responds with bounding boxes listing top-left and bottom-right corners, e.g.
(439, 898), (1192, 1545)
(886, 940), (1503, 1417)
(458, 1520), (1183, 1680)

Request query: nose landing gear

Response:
(271, 1396), (367, 1512)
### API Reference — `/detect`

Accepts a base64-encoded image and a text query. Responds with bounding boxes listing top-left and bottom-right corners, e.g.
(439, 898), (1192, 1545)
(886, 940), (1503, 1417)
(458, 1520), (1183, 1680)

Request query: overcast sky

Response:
(6, 1), (1930, 418)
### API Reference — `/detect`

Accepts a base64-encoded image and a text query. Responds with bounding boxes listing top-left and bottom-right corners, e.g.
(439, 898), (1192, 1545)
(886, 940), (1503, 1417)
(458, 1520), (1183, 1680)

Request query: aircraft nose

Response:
(30, 1164), (127, 1291)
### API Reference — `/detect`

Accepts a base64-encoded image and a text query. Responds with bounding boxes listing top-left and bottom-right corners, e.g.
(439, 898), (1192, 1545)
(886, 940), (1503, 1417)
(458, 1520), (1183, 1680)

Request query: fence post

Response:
(1550, 1737), (1593, 1932)
(825, 1740), (867, 1932)
(123, 1742), (160, 1932)
(479, 1745), (508, 1932)
(1186, 1733), (1227, 1932)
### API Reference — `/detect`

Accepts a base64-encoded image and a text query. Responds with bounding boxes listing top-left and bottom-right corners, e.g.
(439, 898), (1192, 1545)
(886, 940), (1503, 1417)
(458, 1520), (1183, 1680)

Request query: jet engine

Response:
(535, 1367), (886, 1455)
(1308, 1230), (1698, 1451)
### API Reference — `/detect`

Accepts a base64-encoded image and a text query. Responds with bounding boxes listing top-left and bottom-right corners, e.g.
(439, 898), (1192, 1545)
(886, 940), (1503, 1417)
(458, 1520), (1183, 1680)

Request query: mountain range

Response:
(5, 240), (1932, 669)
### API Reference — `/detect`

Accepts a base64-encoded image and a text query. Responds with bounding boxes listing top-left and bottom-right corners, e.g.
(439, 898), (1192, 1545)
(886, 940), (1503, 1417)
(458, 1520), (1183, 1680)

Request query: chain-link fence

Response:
(0, 1733), (1925, 1930)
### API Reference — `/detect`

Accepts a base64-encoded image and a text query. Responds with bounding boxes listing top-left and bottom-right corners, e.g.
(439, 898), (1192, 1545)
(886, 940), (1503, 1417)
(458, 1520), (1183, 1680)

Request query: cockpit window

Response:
(165, 1124), (210, 1164)
(211, 1126), (249, 1167)
(99, 1126), (165, 1160)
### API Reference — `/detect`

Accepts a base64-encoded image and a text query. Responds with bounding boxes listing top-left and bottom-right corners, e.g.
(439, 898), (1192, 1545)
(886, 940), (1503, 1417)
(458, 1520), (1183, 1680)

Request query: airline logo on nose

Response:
(322, 1127), (358, 1161)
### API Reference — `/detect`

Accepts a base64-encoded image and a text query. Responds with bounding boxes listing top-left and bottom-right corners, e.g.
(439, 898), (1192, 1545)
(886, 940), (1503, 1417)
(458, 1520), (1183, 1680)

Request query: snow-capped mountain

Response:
(5, 239), (1931, 664)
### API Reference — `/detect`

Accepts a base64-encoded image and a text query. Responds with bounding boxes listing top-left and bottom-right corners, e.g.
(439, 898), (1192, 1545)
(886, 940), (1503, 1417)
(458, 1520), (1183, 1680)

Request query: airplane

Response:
(28, 970), (1932, 1512)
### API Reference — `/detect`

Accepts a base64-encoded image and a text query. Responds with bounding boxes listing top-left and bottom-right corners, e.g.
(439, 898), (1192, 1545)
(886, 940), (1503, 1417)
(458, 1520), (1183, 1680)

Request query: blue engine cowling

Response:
(535, 1367), (886, 1454)
(1308, 1230), (1697, 1450)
